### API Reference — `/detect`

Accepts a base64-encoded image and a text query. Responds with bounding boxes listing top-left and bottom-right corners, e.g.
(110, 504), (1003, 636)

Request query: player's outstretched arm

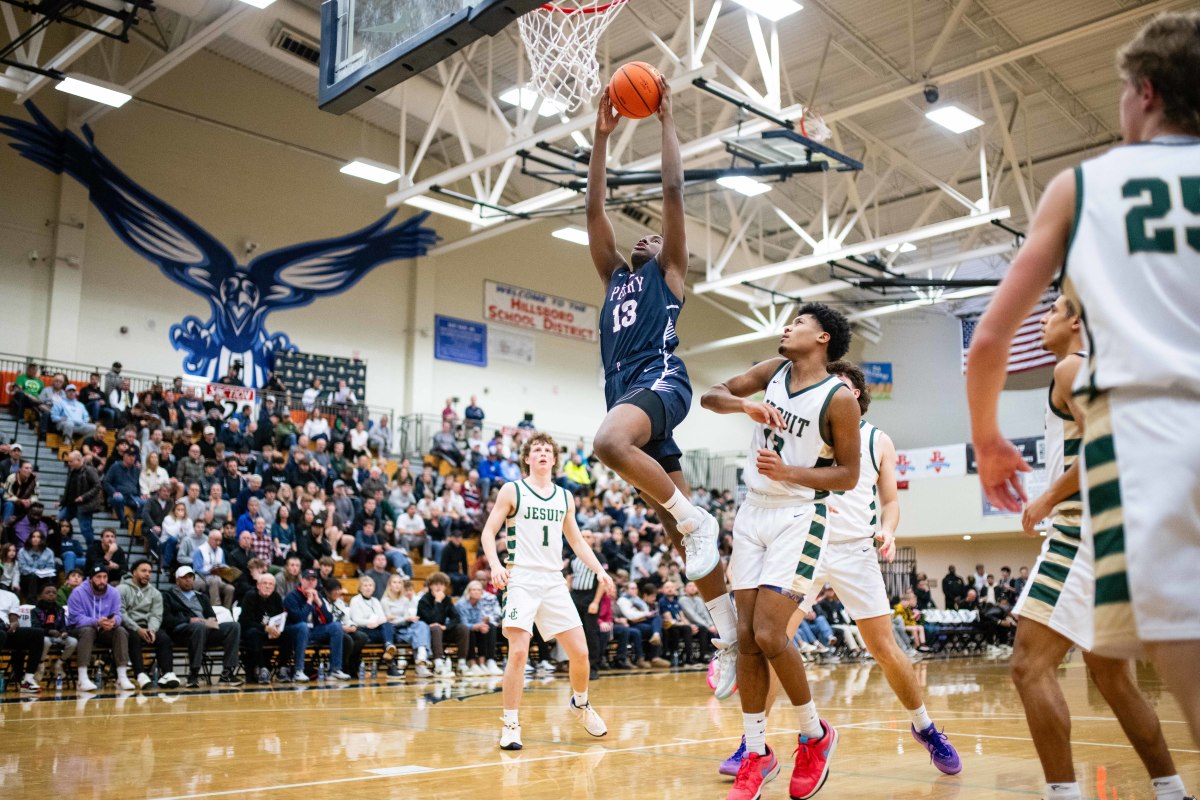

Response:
(757, 389), (861, 491)
(586, 90), (626, 285)
(656, 78), (688, 301)
(480, 482), (517, 588)
(1021, 354), (1086, 533)
(967, 169), (1074, 511)
(875, 431), (899, 561)
(701, 357), (788, 427)
(562, 494), (614, 595)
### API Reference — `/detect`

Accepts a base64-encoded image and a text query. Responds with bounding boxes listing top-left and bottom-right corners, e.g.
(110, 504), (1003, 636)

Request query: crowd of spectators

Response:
(3, 364), (1021, 694)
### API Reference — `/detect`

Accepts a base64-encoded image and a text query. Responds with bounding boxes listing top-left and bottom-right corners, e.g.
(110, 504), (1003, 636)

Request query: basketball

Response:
(608, 61), (662, 119)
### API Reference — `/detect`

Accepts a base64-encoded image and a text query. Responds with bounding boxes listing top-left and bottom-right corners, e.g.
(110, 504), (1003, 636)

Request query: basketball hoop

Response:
(518, 0), (629, 113)
(799, 106), (831, 143)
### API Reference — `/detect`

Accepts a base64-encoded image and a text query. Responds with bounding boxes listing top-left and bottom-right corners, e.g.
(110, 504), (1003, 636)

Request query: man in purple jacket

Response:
(68, 564), (135, 692)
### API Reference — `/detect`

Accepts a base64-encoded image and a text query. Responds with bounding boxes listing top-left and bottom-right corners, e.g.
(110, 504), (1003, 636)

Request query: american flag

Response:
(961, 301), (1056, 374)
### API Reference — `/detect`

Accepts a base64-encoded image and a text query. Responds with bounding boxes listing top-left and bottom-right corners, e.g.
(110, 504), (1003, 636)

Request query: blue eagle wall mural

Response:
(0, 101), (438, 388)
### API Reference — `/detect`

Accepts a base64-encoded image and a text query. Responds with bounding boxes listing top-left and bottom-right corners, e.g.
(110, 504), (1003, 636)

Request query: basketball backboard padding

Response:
(724, 129), (863, 173)
(319, 0), (543, 115)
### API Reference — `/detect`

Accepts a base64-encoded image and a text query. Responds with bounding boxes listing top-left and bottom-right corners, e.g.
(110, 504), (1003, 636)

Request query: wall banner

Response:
(484, 279), (598, 342)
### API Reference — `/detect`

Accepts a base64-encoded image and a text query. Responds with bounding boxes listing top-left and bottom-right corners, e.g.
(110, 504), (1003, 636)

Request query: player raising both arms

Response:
(481, 433), (614, 751)
(967, 10), (1200, 758)
(587, 77), (739, 696)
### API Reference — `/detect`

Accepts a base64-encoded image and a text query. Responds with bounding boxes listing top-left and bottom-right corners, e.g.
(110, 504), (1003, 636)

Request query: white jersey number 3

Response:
(611, 300), (638, 333)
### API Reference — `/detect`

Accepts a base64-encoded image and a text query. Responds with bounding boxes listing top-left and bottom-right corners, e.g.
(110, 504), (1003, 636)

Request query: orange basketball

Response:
(608, 61), (662, 119)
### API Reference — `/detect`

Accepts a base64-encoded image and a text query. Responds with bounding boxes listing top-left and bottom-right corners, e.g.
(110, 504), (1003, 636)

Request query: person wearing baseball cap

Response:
(66, 562), (134, 692)
(162, 563), (243, 688)
(283, 568), (350, 681)
(51, 382), (97, 442)
(103, 362), (123, 397)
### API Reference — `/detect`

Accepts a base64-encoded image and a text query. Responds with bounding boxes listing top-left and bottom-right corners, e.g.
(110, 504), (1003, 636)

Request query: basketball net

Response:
(799, 106), (831, 143)
(518, 0), (629, 113)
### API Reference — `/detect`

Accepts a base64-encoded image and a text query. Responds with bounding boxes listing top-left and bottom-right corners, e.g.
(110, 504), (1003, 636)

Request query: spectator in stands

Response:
(80, 424), (108, 468)
(176, 445), (206, 490)
(330, 379), (357, 408)
(206, 483), (232, 530)
(273, 411), (299, 452)
(193, 529), (235, 609)
(296, 513), (331, 569)
(68, 564), (135, 691)
(971, 563), (987, 593)
(1011, 566), (1029, 597)
(617, 581), (667, 668)
(118, 559), (180, 689)
(227, 527), (256, 573)
(360, 553), (392, 596)
(284, 568), (350, 681)
(102, 362), (123, 396)
(271, 503), (294, 561)
(368, 416), (391, 455)
(236, 496), (262, 537)
(300, 378), (321, 412)
(981, 596), (1016, 647)
(941, 565), (965, 609)
(54, 517), (83, 575)
(35, 374), (66, 435)
(325, 580), (368, 677)
(103, 449), (142, 517)
(141, 483), (174, 563)
(246, 517), (274, 569)
(0, 543), (19, 596)
(55, 450), (99, 556)
(108, 378), (134, 428)
(815, 588), (867, 653)
(954, 588), (980, 613)
(9, 363), (45, 422)
(455, 580), (500, 676)
(139, 452), (170, 499)
(679, 580), (716, 659)
(417, 572), (469, 677)
(51, 384), (96, 442)
(656, 580), (693, 664)
(458, 396), (481, 431)
(1, 582), (45, 693)
(176, 518), (209, 572)
(18, 528), (56, 598)
(430, 420), (463, 469)
(610, 583), (645, 669)
(240, 572), (296, 683)
(380, 575), (431, 677)
(913, 575), (936, 609)
(196, 426), (218, 461)
(630, 540), (657, 582)
(3, 459), (38, 522)
(162, 565), (243, 688)
(349, 575), (399, 672)
(893, 589), (928, 651)
(302, 410), (329, 444)
(177, 385), (205, 429)
(438, 530), (470, 596)
(13, 499), (48, 549)
(346, 421), (369, 459)
(32, 583), (73, 683)
(794, 610), (832, 653)
(87, 529), (127, 584)
(396, 503), (434, 564)
(180, 482), (206, 522)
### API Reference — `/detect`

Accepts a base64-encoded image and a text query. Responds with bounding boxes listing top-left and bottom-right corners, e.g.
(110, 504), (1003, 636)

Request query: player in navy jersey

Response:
(587, 78), (740, 697)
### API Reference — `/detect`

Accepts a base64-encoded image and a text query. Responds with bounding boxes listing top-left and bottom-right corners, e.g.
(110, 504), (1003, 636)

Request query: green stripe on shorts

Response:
(1088, 478), (1122, 517)
(1047, 538), (1079, 561)
(1093, 524), (1126, 560)
(1095, 573), (1131, 606)
(1028, 582), (1061, 607)
(1085, 434), (1115, 467)
(1037, 559), (1071, 585)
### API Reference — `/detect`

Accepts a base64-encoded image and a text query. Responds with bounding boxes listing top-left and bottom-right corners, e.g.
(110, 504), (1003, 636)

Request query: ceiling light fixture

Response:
(55, 76), (131, 108)
(499, 87), (564, 118)
(925, 105), (984, 134)
(235, 0), (276, 8)
(729, 0), (803, 22)
(403, 195), (505, 227)
(717, 175), (772, 196)
(551, 227), (589, 246)
(885, 242), (917, 254)
(340, 159), (402, 184)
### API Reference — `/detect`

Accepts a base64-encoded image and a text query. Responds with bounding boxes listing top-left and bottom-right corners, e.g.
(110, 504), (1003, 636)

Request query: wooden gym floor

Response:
(2, 657), (1196, 799)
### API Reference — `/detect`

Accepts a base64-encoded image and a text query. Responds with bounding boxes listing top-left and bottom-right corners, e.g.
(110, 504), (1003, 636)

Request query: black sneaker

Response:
(219, 671), (245, 687)
(589, 668), (600, 681)
(276, 667), (292, 683)
(256, 667), (270, 684)
(186, 675), (201, 689)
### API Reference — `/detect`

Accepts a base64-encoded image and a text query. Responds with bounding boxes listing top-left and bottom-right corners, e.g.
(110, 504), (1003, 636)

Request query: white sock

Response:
(909, 704), (934, 731)
(1152, 775), (1187, 800)
(1045, 782), (1081, 800)
(573, 691), (588, 708)
(743, 711), (768, 756)
(706, 594), (738, 643)
(796, 701), (823, 740)
(502, 709), (519, 725)
(662, 488), (699, 524)
(23, 673), (35, 683)
(116, 666), (128, 680)
(78, 667), (89, 682)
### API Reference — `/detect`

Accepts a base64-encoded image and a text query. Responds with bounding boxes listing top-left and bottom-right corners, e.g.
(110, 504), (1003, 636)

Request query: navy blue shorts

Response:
(604, 355), (692, 470)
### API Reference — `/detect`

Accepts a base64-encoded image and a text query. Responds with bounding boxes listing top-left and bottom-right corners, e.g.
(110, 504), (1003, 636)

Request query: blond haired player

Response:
(481, 433), (614, 751)
(967, 9), (1200, 789)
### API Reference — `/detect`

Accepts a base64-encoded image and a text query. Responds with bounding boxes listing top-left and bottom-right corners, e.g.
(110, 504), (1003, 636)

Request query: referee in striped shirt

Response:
(569, 530), (606, 679)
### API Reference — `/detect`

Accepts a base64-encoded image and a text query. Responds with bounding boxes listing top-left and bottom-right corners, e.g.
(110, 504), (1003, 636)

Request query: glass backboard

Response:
(319, 0), (543, 115)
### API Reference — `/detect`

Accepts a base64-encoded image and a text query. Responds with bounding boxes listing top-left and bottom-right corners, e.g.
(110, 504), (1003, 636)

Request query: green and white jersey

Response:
(827, 420), (881, 543)
(1045, 366), (1085, 535)
(1063, 137), (1200, 397)
(742, 365), (846, 503)
(504, 479), (569, 573)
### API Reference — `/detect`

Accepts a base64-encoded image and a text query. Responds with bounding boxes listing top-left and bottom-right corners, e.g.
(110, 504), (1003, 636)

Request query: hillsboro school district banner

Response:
(484, 280), (598, 342)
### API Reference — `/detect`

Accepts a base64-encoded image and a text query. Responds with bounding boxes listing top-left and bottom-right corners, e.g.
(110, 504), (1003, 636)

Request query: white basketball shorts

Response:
(501, 566), (582, 639)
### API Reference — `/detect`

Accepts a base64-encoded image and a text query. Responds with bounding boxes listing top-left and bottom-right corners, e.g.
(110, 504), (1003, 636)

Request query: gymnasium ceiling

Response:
(2, 0), (1189, 348)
